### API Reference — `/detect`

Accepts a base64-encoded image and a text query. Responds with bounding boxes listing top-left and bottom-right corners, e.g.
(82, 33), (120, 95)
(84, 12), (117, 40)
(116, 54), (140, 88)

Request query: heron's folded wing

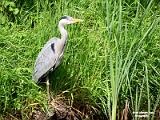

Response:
(32, 39), (58, 82)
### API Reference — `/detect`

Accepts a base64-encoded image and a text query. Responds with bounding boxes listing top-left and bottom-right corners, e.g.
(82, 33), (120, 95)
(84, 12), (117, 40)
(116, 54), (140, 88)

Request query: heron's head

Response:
(59, 16), (83, 25)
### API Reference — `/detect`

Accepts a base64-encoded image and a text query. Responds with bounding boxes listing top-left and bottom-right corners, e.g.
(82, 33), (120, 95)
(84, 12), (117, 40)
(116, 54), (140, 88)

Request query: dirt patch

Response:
(29, 96), (106, 120)
(3, 94), (106, 120)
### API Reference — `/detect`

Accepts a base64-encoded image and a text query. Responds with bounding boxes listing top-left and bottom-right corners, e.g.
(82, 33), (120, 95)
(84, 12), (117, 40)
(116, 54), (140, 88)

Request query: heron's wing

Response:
(32, 38), (59, 82)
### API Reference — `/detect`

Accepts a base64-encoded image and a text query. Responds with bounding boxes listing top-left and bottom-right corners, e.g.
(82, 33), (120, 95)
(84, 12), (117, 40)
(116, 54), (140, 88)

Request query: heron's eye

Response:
(67, 17), (73, 21)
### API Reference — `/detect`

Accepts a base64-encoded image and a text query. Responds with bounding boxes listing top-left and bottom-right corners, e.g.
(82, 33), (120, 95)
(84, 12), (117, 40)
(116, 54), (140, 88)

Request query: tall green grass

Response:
(0, 0), (160, 119)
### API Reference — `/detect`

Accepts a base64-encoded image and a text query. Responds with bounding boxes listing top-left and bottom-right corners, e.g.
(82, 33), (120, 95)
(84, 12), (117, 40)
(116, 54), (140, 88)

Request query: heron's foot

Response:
(48, 94), (53, 104)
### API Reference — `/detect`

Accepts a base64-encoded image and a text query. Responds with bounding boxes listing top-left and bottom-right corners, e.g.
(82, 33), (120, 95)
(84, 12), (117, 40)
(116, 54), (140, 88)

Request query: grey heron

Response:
(32, 16), (82, 101)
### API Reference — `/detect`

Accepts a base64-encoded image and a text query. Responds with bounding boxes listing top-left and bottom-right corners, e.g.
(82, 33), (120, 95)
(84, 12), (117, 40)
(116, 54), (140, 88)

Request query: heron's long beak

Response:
(72, 18), (83, 23)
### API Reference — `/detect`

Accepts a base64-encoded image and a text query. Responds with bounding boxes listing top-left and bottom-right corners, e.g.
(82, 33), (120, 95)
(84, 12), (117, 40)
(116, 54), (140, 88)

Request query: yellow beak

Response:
(72, 18), (83, 23)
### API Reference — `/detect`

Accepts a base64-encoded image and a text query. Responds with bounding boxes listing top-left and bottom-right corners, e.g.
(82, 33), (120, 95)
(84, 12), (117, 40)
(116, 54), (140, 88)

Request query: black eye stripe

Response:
(60, 16), (68, 20)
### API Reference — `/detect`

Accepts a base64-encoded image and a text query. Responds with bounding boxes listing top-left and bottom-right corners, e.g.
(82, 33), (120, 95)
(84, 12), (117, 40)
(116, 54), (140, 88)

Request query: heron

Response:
(32, 16), (82, 101)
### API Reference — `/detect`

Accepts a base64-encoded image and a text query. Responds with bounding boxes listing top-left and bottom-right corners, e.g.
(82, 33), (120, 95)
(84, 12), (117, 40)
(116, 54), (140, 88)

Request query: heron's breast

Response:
(54, 42), (66, 56)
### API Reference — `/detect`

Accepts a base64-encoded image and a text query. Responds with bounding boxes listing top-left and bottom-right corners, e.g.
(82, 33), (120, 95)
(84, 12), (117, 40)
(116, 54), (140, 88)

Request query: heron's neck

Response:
(58, 22), (68, 44)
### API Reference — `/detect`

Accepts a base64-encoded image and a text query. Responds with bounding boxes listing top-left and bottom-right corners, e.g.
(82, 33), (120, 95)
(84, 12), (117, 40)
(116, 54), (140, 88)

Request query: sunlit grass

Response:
(0, 0), (160, 119)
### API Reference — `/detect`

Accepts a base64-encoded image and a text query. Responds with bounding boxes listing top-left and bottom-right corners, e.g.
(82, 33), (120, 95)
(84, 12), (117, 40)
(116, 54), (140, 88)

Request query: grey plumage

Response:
(32, 16), (82, 101)
(32, 15), (82, 87)
(32, 37), (64, 82)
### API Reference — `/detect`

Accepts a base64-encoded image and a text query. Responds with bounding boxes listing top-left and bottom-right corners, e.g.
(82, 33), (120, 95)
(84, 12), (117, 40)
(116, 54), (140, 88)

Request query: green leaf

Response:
(0, 13), (6, 24)
(13, 8), (19, 15)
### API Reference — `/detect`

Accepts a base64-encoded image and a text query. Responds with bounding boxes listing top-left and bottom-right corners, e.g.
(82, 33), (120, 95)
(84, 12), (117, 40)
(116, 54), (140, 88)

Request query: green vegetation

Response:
(0, 0), (160, 119)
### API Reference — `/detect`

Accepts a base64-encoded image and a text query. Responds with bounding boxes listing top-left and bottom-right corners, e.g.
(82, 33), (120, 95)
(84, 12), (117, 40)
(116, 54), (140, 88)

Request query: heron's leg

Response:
(46, 76), (51, 102)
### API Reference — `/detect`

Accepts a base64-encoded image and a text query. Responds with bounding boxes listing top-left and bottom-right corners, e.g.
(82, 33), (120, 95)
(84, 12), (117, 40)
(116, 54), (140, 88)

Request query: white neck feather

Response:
(58, 21), (68, 43)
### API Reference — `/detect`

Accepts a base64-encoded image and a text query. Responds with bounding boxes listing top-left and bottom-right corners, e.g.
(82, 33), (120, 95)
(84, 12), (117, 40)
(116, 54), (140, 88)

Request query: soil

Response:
(30, 96), (106, 120)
